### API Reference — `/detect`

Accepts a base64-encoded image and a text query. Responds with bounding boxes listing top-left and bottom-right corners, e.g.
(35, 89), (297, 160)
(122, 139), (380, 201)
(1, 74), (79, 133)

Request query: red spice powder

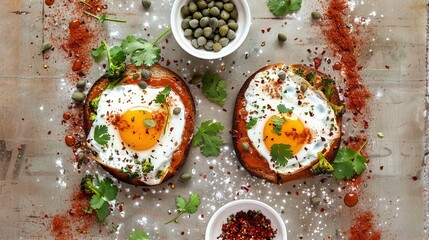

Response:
(348, 211), (381, 240)
(323, 0), (371, 116)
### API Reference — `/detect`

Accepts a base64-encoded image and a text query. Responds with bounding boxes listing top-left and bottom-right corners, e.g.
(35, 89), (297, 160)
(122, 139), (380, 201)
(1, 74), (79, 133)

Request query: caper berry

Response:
(138, 80), (148, 89)
(226, 29), (236, 40)
(278, 33), (287, 42)
(197, 36), (207, 46)
(194, 28), (203, 38)
(188, 2), (198, 13)
(213, 42), (222, 52)
(72, 91), (85, 103)
(173, 107), (181, 115)
(200, 17), (209, 27)
(219, 25), (229, 36)
(189, 19), (199, 28)
(141, 69), (152, 79)
(311, 11), (322, 20)
(142, 0), (151, 9)
(209, 6), (220, 16)
(181, 18), (190, 29)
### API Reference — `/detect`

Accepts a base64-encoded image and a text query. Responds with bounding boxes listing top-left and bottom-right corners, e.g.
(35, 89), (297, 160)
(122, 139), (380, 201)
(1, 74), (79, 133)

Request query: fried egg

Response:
(87, 84), (185, 185)
(244, 65), (341, 174)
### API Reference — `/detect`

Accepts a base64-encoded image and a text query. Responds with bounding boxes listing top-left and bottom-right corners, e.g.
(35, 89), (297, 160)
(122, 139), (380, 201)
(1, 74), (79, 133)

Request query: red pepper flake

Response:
(218, 210), (277, 240)
(203, 174), (207, 179)
(412, 176), (418, 181)
(348, 211), (381, 240)
(313, 57), (322, 69)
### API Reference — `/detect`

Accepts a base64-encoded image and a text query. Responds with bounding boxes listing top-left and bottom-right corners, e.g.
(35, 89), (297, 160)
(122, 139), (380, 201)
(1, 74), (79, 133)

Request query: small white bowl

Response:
(170, 0), (251, 59)
(205, 199), (287, 240)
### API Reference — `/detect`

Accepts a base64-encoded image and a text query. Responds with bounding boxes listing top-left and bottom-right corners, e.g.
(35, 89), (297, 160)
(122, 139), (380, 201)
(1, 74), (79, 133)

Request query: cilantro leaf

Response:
(192, 120), (225, 157)
(129, 230), (149, 240)
(271, 116), (286, 135)
(165, 193), (201, 224)
(270, 143), (293, 166)
(90, 195), (104, 209)
(155, 85), (171, 104)
(121, 36), (148, 54)
(109, 46), (126, 63)
(201, 73), (227, 106)
(95, 202), (110, 222)
(94, 125), (111, 145)
(91, 44), (106, 61)
(246, 117), (258, 130)
(332, 142), (368, 180)
(98, 177), (118, 201)
(277, 104), (294, 114)
(267, 0), (302, 16)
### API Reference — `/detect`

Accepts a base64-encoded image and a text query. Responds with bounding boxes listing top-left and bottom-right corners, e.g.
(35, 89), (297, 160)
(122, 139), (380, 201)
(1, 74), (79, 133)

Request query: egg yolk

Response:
(118, 108), (166, 151)
(263, 114), (312, 155)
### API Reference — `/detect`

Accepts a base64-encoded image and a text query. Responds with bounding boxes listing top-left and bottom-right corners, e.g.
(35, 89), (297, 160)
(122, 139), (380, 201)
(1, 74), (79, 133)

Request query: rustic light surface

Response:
(0, 0), (426, 239)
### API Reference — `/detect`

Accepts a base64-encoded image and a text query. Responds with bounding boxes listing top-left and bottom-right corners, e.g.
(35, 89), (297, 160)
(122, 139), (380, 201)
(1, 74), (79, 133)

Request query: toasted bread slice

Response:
(232, 64), (343, 184)
(83, 64), (195, 186)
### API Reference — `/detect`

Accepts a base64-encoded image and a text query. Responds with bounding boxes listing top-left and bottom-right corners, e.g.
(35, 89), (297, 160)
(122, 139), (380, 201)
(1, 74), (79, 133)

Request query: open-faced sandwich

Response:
(232, 64), (344, 184)
(83, 64), (195, 186)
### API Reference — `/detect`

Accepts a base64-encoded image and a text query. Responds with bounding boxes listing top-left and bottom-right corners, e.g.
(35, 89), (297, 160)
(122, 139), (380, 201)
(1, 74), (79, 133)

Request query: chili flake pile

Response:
(217, 210), (277, 240)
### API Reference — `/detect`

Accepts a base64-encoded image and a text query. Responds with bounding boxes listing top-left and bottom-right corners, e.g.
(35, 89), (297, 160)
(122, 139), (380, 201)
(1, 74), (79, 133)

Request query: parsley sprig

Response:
(192, 120), (225, 157)
(80, 174), (118, 222)
(267, 0), (302, 16)
(165, 193), (201, 224)
(332, 142), (368, 180)
(201, 73), (228, 106)
(270, 143), (294, 166)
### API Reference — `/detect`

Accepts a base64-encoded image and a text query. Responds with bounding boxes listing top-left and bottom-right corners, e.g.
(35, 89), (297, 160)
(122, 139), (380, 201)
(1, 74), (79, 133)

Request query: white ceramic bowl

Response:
(205, 199), (287, 240)
(170, 0), (251, 59)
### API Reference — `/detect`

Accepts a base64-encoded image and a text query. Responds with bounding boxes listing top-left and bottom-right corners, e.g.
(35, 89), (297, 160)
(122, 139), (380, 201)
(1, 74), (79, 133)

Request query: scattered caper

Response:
(197, 36), (207, 46)
(41, 42), (52, 52)
(310, 197), (321, 206)
(226, 29), (236, 40)
(213, 42), (222, 52)
(242, 142), (250, 151)
(278, 33), (287, 42)
(179, 172), (192, 182)
(194, 28), (203, 38)
(76, 80), (86, 91)
(142, 0), (151, 9)
(173, 107), (181, 115)
(300, 84), (308, 93)
(278, 71), (286, 81)
(190, 75), (203, 84)
(311, 11), (322, 20)
(72, 91), (85, 103)
(219, 25), (229, 36)
(141, 69), (152, 79)
(189, 19), (199, 28)
(138, 80), (148, 89)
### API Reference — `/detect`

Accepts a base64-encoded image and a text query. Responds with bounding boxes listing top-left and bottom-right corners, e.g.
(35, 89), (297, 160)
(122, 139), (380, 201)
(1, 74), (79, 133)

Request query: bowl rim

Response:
(205, 199), (287, 240)
(170, 0), (252, 60)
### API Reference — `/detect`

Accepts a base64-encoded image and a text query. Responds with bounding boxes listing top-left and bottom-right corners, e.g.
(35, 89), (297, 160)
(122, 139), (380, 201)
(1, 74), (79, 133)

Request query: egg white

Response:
(87, 84), (185, 185)
(244, 65), (341, 174)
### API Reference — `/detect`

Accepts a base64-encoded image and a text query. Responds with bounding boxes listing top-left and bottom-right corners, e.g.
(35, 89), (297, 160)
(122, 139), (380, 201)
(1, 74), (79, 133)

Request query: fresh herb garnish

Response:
(121, 28), (171, 66)
(332, 142), (368, 180)
(245, 117), (258, 130)
(271, 116), (286, 135)
(155, 85), (171, 104)
(94, 125), (111, 145)
(84, 11), (127, 23)
(143, 119), (156, 128)
(270, 143), (294, 166)
(201, 73), (227, 106)
(192, 120), (225, 157)
(91, 41), (126, 80)
(129, 229), (149, 240)
(267, 0), (302, 16)
(165, 193), (201, 224)
(310, 152), (334, 174)
(80, 174), (118, 222)
(277, 104), (294, 114)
